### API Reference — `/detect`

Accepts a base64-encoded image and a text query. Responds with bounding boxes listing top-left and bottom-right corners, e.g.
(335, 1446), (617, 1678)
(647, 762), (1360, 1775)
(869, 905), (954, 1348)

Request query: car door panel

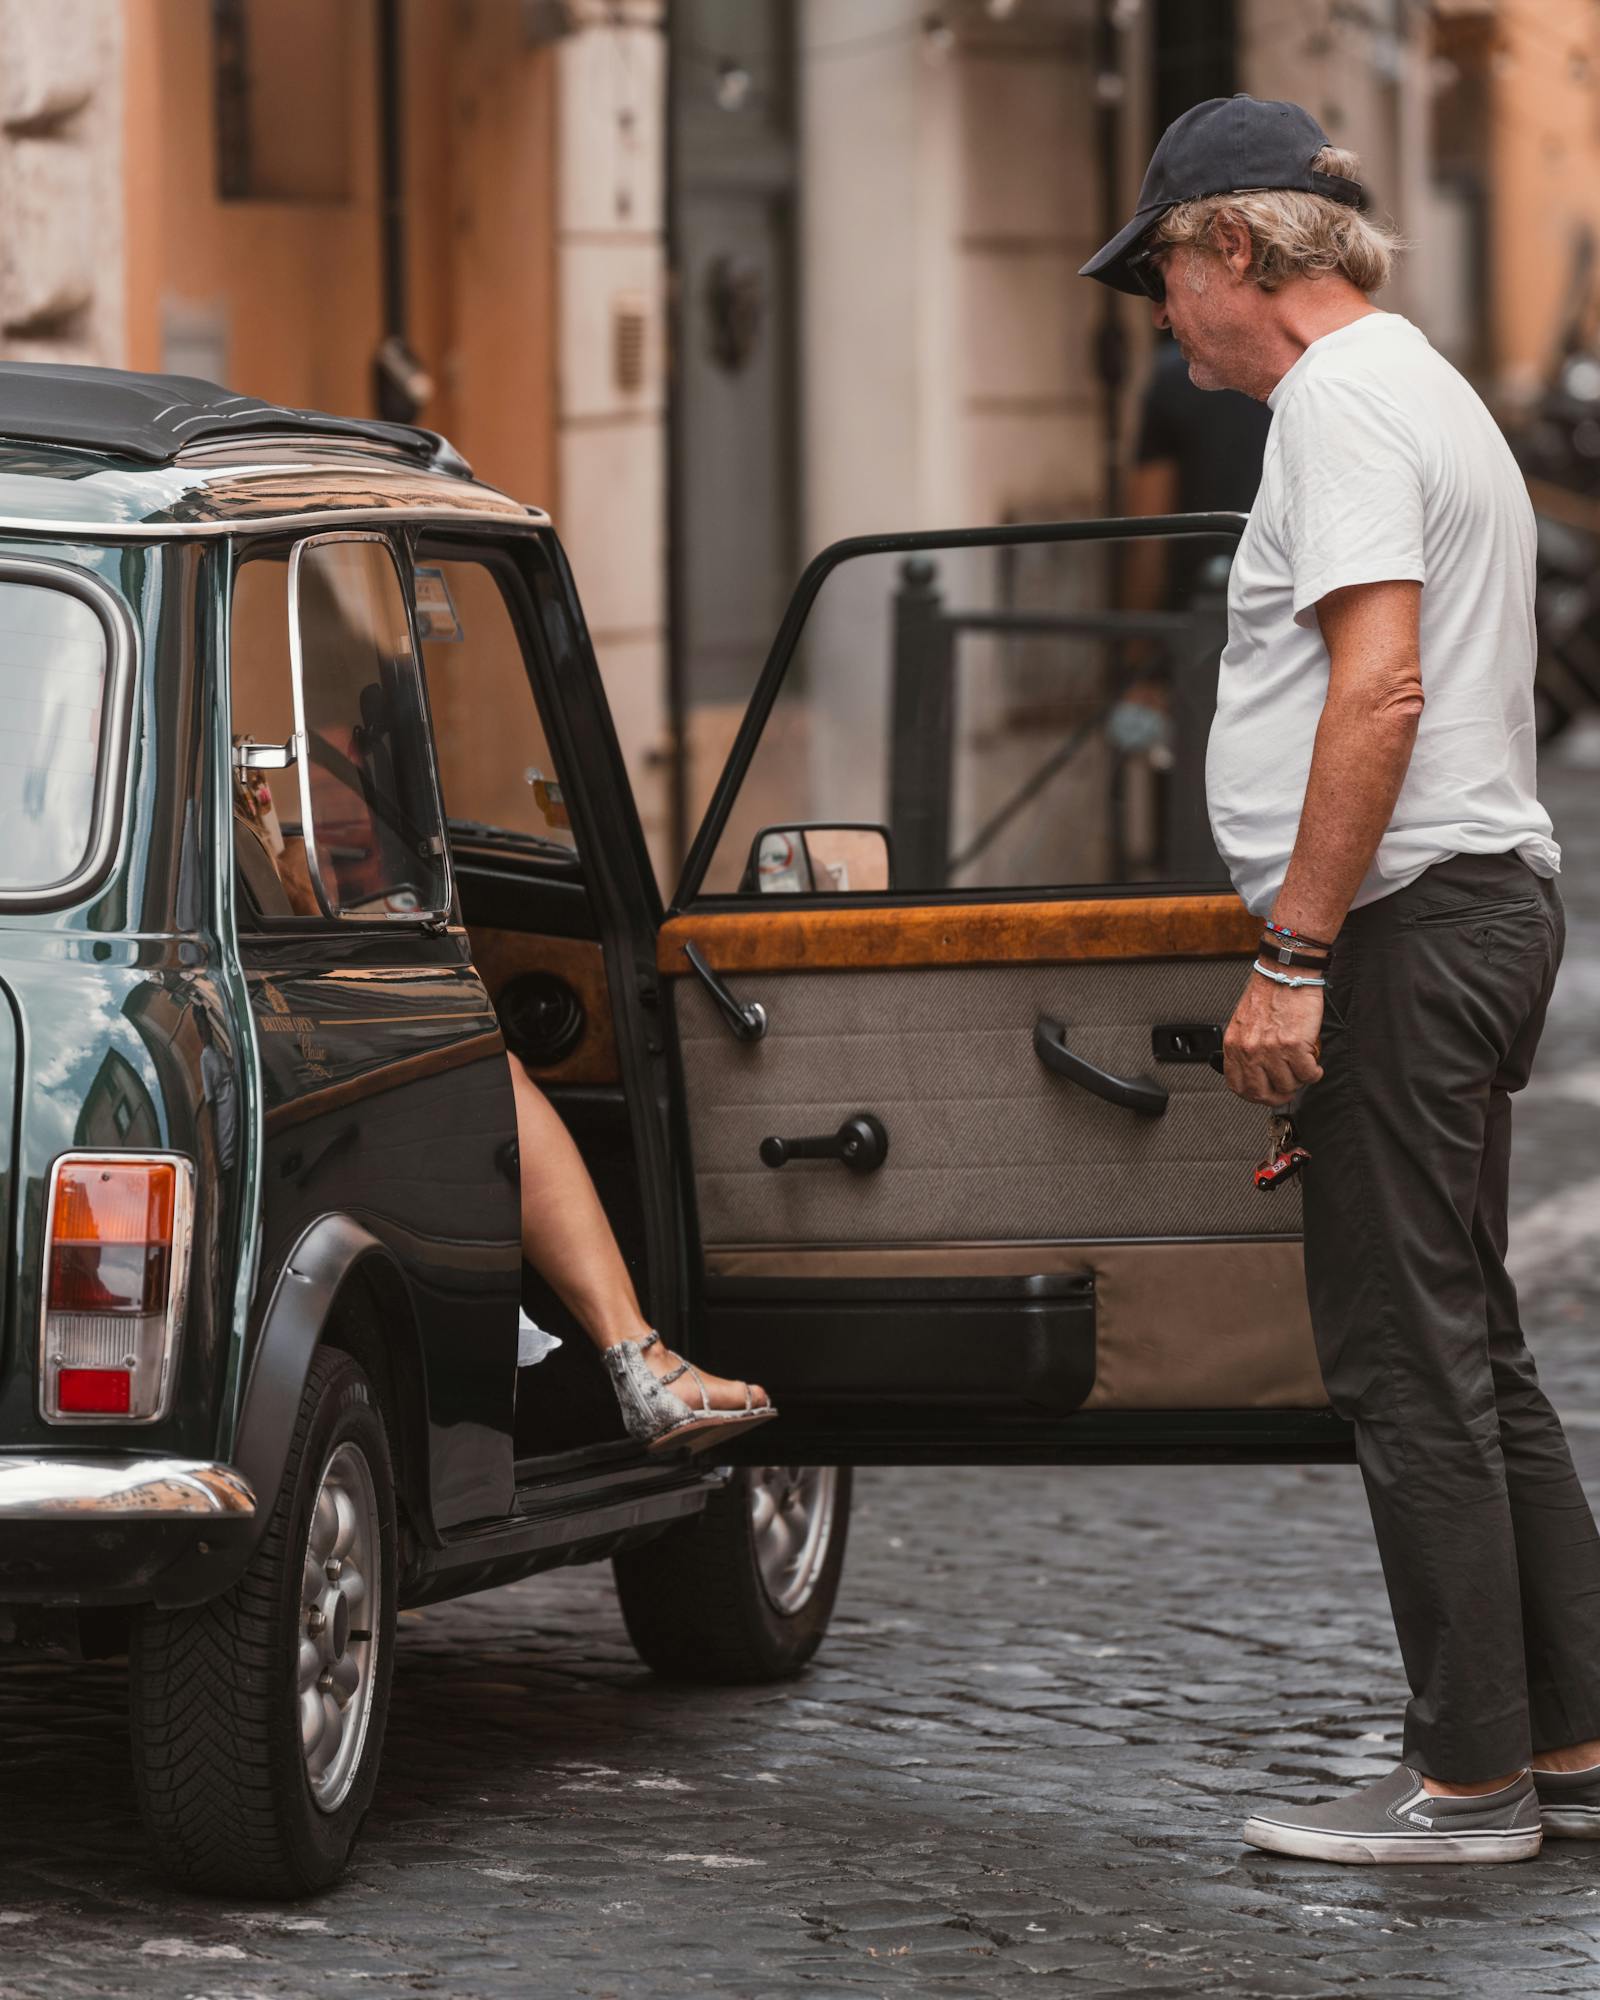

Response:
(664, 896), (1323, 1428)
(245, 938), (520, 1529)
(229, 529), (522, 1529)
(661, 894), (1292, 1249)
(667, 951), (1296, 1245)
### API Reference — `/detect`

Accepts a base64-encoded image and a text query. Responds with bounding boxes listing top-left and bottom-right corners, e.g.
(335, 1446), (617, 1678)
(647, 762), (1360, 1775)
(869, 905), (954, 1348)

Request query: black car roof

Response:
(0, 363), (474, 476)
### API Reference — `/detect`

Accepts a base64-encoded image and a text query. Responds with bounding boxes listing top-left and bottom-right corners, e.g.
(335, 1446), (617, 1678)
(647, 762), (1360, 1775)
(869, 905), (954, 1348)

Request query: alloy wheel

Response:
(297, 1440), (382, 1812)
(749, 1464), (838, 1615)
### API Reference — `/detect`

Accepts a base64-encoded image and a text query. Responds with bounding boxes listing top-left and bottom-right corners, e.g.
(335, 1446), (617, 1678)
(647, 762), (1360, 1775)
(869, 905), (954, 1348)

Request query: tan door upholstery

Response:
(704, 1240), (1326, 1410)
(672, 959), (1300, 1244)
(665, 897), (1327, 1413)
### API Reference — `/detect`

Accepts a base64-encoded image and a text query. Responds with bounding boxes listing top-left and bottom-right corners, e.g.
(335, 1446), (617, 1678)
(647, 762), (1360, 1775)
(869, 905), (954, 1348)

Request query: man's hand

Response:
(1224, 970), (1324, 1105)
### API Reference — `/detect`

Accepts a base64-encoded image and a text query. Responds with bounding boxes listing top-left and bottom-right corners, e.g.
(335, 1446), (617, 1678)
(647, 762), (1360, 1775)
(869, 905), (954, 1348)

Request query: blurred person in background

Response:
(1084, 92), (1600, 1867)
(1114, 332), (1274, 786)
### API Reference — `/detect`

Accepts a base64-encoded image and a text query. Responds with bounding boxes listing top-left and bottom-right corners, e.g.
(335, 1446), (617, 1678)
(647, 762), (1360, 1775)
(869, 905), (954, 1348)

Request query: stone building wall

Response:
(0, 0), (125, 365)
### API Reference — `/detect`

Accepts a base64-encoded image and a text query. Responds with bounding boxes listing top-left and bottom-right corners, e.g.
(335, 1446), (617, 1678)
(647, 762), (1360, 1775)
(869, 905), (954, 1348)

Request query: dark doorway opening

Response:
(666, 1), (799, 874)
(1152, 0), (1237, 137)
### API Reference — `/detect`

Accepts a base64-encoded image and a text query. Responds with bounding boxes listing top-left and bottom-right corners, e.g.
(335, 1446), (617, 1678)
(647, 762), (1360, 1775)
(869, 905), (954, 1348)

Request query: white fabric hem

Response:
(1291, 562), (1427, 630)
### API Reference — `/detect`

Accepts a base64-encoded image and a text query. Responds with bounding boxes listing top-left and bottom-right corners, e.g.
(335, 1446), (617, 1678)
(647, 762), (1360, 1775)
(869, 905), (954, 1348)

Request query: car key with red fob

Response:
(1205, 1053), (1312, 1190)
(1254, 1109), (1310, 1192)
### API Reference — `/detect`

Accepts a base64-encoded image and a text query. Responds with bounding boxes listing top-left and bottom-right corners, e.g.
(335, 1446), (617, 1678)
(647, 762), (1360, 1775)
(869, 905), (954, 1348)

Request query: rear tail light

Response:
(40, 1154), (194, 1425)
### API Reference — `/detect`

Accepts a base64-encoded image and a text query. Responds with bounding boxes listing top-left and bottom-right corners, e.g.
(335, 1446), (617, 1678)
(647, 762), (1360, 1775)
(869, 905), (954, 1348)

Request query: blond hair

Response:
(1155, 147), (1399, 296)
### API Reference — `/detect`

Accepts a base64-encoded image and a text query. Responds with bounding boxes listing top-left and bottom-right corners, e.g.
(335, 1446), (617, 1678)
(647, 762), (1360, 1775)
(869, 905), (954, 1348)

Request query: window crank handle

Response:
(760, 1113), (889, 1174)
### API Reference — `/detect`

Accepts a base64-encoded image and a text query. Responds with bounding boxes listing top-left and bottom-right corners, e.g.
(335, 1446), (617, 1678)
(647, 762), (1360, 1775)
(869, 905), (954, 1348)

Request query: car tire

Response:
(612, 1464), (851, 1683)
(129, 1347), (398, 1897)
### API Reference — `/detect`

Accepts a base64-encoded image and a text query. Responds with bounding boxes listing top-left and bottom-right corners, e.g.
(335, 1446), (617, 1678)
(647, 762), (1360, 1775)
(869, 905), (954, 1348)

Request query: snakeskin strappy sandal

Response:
(602, 1332), (777, 1456)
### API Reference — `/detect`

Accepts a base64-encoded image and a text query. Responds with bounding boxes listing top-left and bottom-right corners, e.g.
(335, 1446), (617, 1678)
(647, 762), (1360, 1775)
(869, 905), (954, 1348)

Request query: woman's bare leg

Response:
(508, 1056), (767, 1410)
(509, 1051), (649, 1345)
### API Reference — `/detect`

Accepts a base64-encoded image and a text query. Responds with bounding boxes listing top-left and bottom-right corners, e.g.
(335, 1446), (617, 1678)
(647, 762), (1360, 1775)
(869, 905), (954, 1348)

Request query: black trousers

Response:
(1294, 849), (1600, 1782)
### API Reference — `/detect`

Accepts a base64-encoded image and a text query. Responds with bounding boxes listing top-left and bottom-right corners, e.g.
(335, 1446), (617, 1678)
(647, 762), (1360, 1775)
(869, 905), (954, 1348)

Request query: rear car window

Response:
(0, 579), (111, 894)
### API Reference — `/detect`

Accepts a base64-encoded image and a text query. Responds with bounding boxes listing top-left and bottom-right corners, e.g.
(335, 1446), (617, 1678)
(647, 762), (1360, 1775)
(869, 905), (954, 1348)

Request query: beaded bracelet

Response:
(1263, 919), (1336, 952)
(1252, 958), (1327, 990)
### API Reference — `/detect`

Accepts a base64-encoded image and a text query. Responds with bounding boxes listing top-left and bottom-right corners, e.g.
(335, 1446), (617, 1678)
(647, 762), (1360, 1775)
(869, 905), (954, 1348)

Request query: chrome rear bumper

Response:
(0, 1455), (256, 1521)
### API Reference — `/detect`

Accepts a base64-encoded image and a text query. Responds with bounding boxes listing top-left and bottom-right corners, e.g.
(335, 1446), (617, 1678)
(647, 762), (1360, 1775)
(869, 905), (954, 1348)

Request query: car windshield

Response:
(0, 579), (110, 894)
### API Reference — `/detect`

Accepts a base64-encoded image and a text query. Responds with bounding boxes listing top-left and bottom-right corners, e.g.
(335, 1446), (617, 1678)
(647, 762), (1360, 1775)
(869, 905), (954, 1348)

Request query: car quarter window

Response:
(412, 552), (578, 858)
(0, 575), (113, 897)
(695, 529), (1238, 900)
(228, 534), (449, 923)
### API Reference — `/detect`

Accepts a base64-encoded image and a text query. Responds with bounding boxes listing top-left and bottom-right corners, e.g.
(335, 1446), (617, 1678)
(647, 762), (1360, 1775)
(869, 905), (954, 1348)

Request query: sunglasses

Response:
(1126, 244), (1167, 304)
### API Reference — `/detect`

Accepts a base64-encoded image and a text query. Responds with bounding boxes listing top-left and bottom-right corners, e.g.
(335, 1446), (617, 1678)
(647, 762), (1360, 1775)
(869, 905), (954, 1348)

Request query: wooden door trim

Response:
(659, 895), (1257, 975)
(469, 928), (618, 1085)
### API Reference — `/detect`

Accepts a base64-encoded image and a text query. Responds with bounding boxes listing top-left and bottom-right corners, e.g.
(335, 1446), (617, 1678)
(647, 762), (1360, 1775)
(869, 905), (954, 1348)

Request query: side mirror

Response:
(742, 823), (892, 895)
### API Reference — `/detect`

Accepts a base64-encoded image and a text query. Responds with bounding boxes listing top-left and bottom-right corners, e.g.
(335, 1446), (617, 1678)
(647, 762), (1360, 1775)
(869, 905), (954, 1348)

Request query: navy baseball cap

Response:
(1080, 94), (1367, 295)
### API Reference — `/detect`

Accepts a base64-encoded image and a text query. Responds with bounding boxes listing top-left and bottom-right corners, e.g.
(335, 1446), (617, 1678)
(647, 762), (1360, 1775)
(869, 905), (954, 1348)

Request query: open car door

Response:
(661, 518), (1350, 1465)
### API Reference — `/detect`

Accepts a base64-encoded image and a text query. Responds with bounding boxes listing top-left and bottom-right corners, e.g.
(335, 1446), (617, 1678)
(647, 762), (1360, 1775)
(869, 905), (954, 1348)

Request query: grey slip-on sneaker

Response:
(1533, 1762), (1600, 1838)
(1241, 1764), (1542, 1864)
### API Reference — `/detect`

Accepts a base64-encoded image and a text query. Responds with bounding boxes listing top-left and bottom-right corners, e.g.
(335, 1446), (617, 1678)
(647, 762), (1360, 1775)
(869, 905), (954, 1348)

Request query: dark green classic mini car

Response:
(0, 366), (1349, 1896)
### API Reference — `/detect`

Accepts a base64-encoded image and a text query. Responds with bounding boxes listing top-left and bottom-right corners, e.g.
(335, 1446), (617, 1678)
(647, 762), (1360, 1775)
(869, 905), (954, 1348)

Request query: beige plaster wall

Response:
(1238, 0), (1434, 332)
(955, 23), (1109, 525)
(553, 0), (671, 878)
(1488, 0), (1600, 402)
(789, 3), (1124, 889)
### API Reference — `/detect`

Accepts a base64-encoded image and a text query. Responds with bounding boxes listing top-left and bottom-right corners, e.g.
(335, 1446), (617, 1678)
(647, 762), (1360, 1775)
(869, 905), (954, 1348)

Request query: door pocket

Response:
(702, 1241), (1329, 1412)
(701, 1272), (1096, 1417)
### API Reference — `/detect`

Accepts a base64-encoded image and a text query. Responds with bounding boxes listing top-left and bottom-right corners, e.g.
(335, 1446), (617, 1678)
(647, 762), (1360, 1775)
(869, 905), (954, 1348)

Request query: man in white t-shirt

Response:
(1082, 95), (1600, 1865)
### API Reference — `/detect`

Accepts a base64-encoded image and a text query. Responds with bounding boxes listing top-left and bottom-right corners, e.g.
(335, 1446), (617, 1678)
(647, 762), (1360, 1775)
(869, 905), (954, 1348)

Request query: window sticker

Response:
(413, 565), (463, 643)
(526, 766), (570, 831)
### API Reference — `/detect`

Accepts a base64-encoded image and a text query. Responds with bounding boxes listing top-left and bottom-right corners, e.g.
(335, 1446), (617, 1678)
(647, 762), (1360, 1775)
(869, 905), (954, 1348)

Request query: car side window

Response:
(412, 553), (578, 858)
(228, 534), (450, 923)
(692, 530), (1237, 900)
(230, 548), (316, 921)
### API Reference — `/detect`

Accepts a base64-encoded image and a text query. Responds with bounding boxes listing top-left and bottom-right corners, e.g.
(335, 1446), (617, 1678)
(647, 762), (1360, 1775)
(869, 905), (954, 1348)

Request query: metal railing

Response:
(887, 554), (1230, 892)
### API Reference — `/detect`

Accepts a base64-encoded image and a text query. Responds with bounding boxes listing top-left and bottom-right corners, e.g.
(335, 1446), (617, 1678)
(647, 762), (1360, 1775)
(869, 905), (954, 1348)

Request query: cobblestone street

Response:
(5, 749), (1600, 2000)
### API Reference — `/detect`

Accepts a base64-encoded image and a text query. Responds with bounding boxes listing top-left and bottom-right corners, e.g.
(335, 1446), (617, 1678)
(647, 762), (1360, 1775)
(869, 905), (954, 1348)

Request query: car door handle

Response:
(682, 940), (767, 1042)
(1152, 1021), (1226, 1064)
(760, 1114), (889, 1174)
(1034, 1016), (1169, 1117)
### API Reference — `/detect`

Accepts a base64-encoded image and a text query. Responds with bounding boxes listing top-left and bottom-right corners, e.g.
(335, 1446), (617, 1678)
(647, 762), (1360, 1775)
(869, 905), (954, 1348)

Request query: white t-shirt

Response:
(1205, 311), (1559, 917)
